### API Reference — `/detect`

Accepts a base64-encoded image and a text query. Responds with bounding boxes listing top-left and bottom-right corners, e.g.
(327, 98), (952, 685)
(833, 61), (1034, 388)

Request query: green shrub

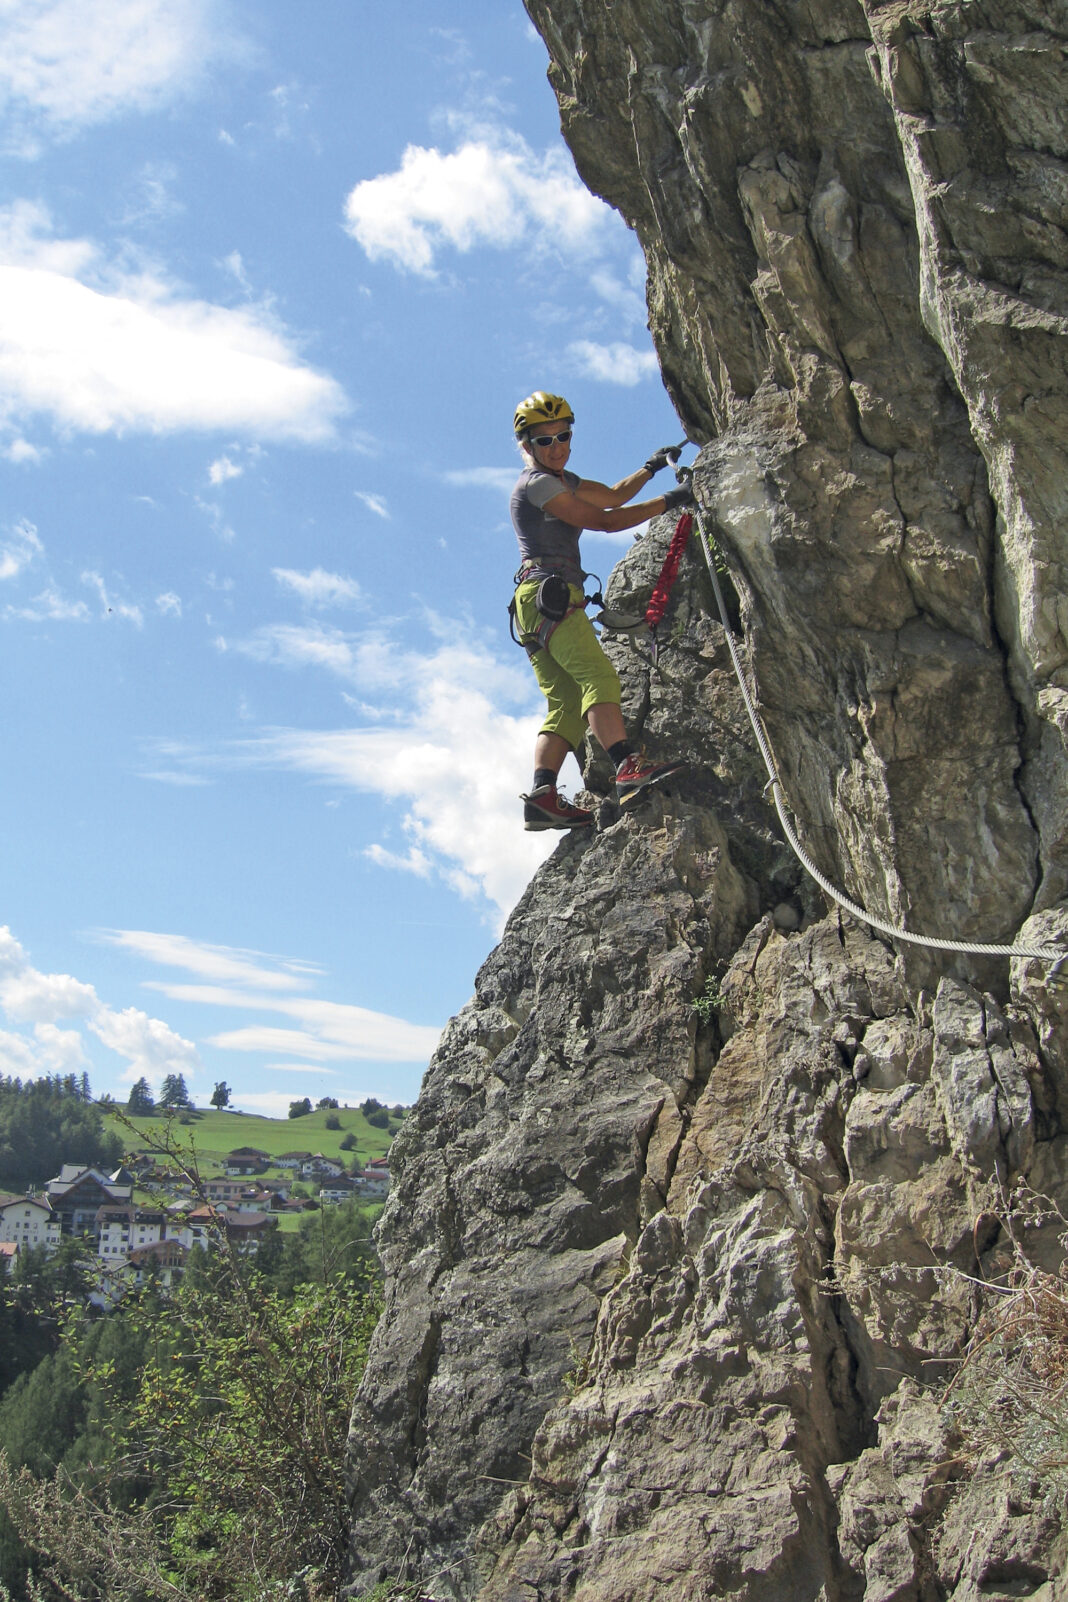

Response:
(944, 1199), (1068, 1501)
(691, 976), (726, 1025)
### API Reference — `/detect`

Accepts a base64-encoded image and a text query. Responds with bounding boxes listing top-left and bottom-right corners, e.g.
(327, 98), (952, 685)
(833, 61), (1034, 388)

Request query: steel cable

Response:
(690, 502), (1065, 969)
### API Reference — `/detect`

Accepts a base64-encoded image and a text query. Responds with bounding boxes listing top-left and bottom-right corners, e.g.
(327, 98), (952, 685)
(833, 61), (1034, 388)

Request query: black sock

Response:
(533, 768), (557, 791)
(608, 741), (633, 769)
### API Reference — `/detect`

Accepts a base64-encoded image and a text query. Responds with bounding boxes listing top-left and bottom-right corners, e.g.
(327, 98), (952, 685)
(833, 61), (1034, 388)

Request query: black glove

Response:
(644, 442), (687, 476)
(661, 483), (694, 512)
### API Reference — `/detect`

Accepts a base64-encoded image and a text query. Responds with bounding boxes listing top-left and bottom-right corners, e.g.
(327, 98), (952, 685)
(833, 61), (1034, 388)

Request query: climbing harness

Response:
(508, 567), (605, 660)
(682, 473), (1067, 973)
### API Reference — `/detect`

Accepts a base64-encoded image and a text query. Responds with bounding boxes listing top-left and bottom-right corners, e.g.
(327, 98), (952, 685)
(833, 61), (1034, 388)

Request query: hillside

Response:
(343, 4), (1068, 1601)
(105, 1105), (400, 1173)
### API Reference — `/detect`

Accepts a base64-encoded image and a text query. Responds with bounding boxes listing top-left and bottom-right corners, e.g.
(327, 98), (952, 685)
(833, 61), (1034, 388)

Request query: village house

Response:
(0, 1193), (62, 1253)
(40, 1155), (279, 1306)
(92, 1237), (189, 1308)
(96, 1205), (173, 1261)
(299, 1154), (345, 1181)
(355, 1158), (390, 1199)
(179, 1205), (220, 1250)
(46, 1166), (133, 1234)
(127, 1237), (187, 1288)
(91, 1200), (275, 1301)
(0, 1242), (18, 1275)
(221, 1211), (274, 1252)
(223, 1147), (270, 1177)
(319, 1175), (359, 1206)
(234, 1184), (287, 1213)
(276, 1151), (313, 1170)
(203, 1177), (252, 1205)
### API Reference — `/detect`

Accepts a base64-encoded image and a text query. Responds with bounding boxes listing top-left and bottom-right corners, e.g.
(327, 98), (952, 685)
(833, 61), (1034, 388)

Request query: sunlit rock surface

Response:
(344, 3), (1068, 1597)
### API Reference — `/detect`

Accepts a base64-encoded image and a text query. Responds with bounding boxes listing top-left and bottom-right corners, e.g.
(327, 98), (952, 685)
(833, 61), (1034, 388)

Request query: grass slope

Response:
(104, 1106), (400, 1176)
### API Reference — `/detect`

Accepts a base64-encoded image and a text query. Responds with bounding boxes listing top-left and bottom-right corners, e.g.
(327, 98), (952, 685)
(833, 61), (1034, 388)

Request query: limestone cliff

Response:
(344, 4), (1068, 1598)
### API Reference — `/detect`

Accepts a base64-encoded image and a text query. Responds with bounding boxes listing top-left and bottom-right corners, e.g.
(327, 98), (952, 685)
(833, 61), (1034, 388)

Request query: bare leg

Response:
(533, 730), (572, 780)
(586, 702), (627, 753)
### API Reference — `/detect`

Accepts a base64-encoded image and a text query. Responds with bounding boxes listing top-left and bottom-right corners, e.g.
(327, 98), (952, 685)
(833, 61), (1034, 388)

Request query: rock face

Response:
(344, 4), (1068, 1599)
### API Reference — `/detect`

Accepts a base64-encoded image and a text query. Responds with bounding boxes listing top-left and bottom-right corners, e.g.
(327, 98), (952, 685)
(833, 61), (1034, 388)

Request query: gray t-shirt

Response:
(510, 467), (585, 587)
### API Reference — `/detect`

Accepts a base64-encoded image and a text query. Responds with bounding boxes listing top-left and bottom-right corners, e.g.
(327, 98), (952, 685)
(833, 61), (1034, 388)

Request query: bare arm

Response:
(573, 469), (653, 510)
(542, 485), (669, 534)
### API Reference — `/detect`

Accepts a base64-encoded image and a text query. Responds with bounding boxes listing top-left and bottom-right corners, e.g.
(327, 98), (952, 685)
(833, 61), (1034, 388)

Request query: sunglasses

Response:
(529, 429), (572, 447)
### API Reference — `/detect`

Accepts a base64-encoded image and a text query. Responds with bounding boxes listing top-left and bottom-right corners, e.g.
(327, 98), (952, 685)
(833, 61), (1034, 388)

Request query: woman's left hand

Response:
(643, 442), (687, 475)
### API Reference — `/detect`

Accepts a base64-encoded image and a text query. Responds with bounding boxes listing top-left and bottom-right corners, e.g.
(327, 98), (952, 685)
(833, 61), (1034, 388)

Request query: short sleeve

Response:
(525, 469), (578, 510)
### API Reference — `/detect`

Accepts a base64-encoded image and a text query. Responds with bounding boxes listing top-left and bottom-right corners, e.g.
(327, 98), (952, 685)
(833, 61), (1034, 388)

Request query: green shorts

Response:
(514, 580), (622, 752)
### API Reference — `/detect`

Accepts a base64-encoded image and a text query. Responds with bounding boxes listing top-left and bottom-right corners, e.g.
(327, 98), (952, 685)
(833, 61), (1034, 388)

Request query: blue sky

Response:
(0, 0), (682, 1115)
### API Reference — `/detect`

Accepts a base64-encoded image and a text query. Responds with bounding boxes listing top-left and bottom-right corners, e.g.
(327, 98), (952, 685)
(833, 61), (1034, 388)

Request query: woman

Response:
(510, 390), (693, 831)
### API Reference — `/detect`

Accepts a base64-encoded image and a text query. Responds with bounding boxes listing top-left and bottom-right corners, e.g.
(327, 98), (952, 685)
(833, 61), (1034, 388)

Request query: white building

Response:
(300, 1154), (345, 1180)
(0, 1194), (61, 1253)
(319, 1176), (358, 1206)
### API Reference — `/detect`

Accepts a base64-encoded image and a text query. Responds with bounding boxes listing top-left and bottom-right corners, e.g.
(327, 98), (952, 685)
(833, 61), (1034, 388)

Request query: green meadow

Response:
(103, 1104), (401, 1176)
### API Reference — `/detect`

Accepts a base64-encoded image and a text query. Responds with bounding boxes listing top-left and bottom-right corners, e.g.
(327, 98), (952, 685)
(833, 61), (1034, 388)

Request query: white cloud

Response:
(90, 1005), (200, 1082)
(231, 621), (366, 678)
(364, 842), (433, 879)
(568, 340), (660, 386)
(205, 1025), (343, 1059)
(33, 1022), (89, 1072)
(98, 929), (319, 992)
(0, 518), (43, 580)
(273, 567), (363, 608)
(4, 437), (42, 464)
(344, 132), (611, 276)
(262, 1063), (339, 1076)
(0, 1029), (39, 1075)
(0, 953), (97, 1023)
(119, 161), (183, 227)
(0, 0), (237, 141)
(83, 570), (143, 626)
(236, 631), (559, 920)
(0, 203), (349, 442)
(5, 585), (90, 622)
(590, 267), (647, 326)
(355, 491), (389, 519)
(442, 467), (516, 494)
(235, 1089), (333, 1116)
(205, 1022), (433, 1063)
(0, 1021), (86, 1077)
(143, 626), (568, 921)
(195, 497), (236, 543)
(209, 454), (243, 485)
(221, 250), (249, 289)
(156, 591), (182, 616)
(138, 769), (211, 786)
(107, 931), (441, 1064)
(0, 924), (199, 1084)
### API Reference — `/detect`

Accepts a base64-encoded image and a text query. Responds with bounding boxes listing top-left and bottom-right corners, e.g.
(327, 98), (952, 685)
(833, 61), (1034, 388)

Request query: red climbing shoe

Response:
(522, 784), (594, 832)
(615, 752), (686, 806)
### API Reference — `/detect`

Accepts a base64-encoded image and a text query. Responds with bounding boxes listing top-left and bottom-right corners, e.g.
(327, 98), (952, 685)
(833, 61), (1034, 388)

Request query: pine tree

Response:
(159, 1074), (191, 1109)
(126, 1078), (155, 1116)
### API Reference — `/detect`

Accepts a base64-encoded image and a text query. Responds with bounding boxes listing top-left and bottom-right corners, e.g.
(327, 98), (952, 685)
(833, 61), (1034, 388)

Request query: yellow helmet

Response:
(513, 391), (574, 438)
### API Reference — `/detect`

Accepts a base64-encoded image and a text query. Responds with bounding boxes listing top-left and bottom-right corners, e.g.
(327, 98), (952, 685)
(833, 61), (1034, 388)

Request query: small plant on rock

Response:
(691, 975), (726, 1025)
(943, 1191), (1068, 1502)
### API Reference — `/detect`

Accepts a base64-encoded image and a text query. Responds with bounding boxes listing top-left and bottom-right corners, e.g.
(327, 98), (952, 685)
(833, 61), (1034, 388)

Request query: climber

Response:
(510, 390), (693, 831)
